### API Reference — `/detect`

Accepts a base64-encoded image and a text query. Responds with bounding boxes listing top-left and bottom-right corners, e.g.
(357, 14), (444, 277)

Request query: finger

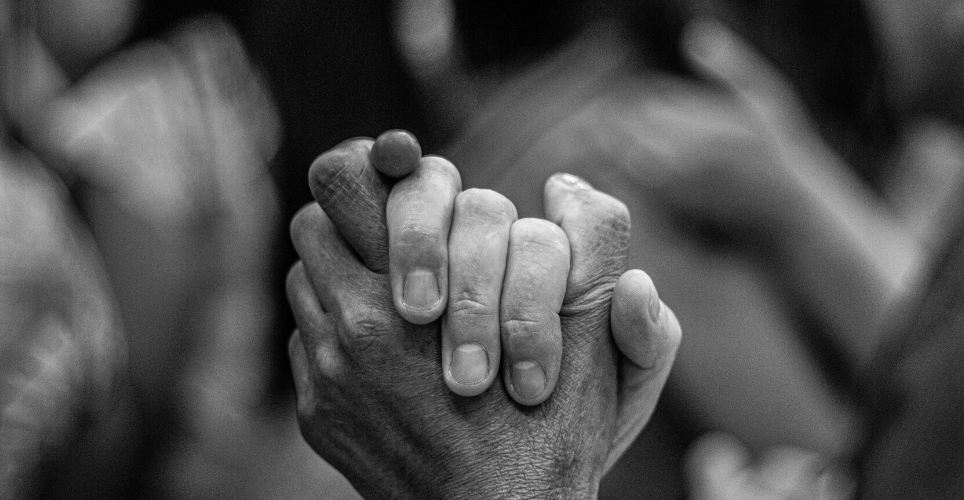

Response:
(500, 218), (569, 406)
(309, 138), (391, 272)
(604, 269), (682, 471)
(290, 202), (369, 314)
(289, 328), (345, 415)
(543, 173), (630, 325)
(387, 155), (462, 324)
(442, 189), (517, 396)
(681, 18), (806, 131)
(289, 330), (316, 414)
(371, 129), (422, 178)
(286, 261), (331, 352)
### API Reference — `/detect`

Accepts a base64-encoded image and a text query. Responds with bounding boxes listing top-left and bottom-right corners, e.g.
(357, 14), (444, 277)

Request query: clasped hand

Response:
(287, 131), (681, 499)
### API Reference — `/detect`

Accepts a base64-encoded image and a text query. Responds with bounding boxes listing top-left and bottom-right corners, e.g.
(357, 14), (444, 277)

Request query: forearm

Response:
(769, 142), (922, 368)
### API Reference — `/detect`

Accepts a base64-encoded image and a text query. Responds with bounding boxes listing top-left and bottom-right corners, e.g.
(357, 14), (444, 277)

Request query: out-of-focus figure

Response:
(0, 146), (128, 499)
(0, 1), (359, 497)
(394, 0), (964, 498)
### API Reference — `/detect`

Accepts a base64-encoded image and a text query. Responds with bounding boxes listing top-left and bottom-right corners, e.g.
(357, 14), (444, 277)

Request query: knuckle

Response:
(395, 218), (443, 249)
(501, 307), (555, 338)
(456, 189), (517, 225)
(511, 218), (569, 255)
(341, 305), (391, 352)
(420, 155), (462, 190)
(450, 292), (497, 317)
(501, 318), (553, 340)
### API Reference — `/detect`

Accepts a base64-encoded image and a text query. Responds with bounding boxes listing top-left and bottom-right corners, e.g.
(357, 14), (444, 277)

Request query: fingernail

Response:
(450, 344), (488, 386)
(511, 361), (546, 400)
(555, 173), (591, 189)
(403, 268), (440, 310)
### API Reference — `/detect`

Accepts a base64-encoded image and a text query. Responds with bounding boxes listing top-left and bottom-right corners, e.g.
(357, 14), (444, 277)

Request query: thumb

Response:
(604, 269), (681, 472)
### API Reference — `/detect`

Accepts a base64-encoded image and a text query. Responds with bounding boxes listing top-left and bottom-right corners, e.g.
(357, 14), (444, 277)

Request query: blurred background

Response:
(3, 0), (964, 498)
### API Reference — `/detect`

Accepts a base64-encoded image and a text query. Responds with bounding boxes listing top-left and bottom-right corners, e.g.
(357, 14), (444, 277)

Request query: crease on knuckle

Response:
(342, 307), (391, 353)
(450, 292), (495, 317)
(501, 309), (554, 339)
(396, 218), (443, 246)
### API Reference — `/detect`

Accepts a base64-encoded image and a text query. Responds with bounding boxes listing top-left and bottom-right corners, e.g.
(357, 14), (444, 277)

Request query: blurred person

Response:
(0, 143), (131, 499)
(391, 0), (964, 497)
(684, 187), (964, 500)
(0, 2), (345, 498)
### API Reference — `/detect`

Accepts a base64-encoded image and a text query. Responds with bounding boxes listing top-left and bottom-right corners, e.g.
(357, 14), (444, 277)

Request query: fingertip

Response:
(543, 172), (591, 221)
(285, 260), (307, 306)
(420, 154), (463, 191)
(288, 329), (307, 365)
(308, 138), (374, 200)
(289, 202), (319, 246)
(288, 329), (311, 388)
(543, 175), (630, 303)
(548, 172), (594, 191)
(371, 129), (422, 178)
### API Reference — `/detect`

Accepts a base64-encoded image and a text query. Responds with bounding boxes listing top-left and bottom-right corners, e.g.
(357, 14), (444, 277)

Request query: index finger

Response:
(309, 138), (391, 273)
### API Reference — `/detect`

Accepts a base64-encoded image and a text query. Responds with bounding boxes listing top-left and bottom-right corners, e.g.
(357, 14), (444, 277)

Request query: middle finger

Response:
(442, 189), (517, 396)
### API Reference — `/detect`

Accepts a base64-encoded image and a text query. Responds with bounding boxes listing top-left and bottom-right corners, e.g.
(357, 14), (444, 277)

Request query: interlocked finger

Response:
(442, 189), (517, 396)
(387, 155), (462, 325)
(500, 218), (570, 406)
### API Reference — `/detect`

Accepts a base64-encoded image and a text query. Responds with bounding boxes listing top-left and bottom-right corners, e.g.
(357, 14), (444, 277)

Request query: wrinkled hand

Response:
(287, 131), (680, 498)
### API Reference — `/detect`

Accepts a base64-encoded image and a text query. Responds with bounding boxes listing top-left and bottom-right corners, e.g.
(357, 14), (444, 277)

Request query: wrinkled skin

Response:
(288, 133), (680, 499)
